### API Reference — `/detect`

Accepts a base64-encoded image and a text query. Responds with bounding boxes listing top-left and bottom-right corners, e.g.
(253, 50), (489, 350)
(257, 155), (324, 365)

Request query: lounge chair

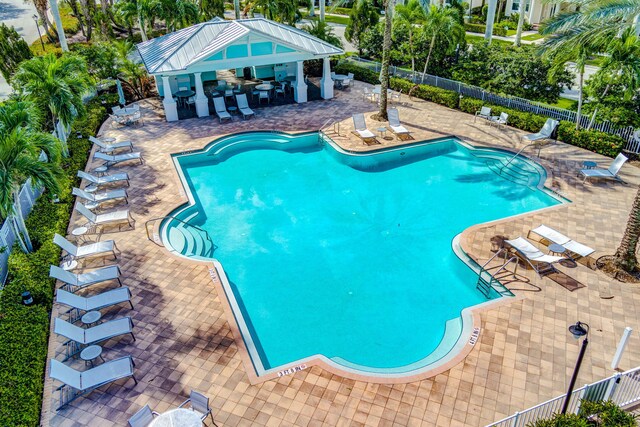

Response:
(50, 356), (136, 410)
(489, 112), (509, 129)
(94, 151), (143, 166)
(352, 113), (377, 144)
(235, 94), (255, 119)
(128, 405), (159, 427)
(56, 287), (133, 316)
(505, 236), (566, 276)
(387, 108), (411, 136)
(54, 317), (135, 360)
(528, 225), (595, 261)
(77, 170), (130, 188)
(72, 187), (128, 208)
(53, 233), (118, 261)
(75, 203), (135, 230)
(49, 264), (122, 292)
(89, 136), (133, 153)
(178, 390), (216, 425)
(523, 118), (559, 143)
(579, 153), (628, 183)
(474, 106), (491, 123)
(213, 97), (231, 123)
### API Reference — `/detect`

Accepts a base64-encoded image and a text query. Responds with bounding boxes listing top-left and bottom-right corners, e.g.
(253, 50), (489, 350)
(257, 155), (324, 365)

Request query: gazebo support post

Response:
(162, 76), (179, 122)
(319, 57), (334, 100)
(294, 60), (307, 103)
(194, 72), (209, 118)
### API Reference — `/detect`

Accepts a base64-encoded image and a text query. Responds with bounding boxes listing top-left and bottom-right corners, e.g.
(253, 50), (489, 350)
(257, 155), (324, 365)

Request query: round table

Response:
(85, 184), (98, 193)
(582, 161), (597, 169)
(150, 408), (202, 427)
(81, 310), (102, 326)
(101, 137), (116, 143)
(71, 227), (90, 243)
(60, 259), (78, 271)
(255, 84), (274, 92)
(174, 90), (195, 108)
(80, 345), (104, 367)
(377, 126), (387, 139)
(548, 243), (567, 256)
(93, 165), (108, 176)
(228, 106), (238, 114)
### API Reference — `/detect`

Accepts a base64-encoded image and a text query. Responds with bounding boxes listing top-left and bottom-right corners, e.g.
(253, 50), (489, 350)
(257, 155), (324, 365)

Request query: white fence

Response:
(487, 366), (640, 426)
(342, 57), (638, 151)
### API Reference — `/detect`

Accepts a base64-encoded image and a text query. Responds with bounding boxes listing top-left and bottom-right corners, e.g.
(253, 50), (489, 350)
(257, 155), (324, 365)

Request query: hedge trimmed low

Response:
(464, 23), (508, 37)
(0, 92), (117, 426)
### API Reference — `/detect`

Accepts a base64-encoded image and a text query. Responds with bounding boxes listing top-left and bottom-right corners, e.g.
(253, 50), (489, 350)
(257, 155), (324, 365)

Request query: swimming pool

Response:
(162, 132), (562, 380)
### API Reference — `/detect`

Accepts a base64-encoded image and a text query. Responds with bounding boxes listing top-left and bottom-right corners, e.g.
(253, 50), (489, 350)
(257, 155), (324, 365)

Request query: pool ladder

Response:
(476, 249), (518, 298)
(319, 118), (341, 137)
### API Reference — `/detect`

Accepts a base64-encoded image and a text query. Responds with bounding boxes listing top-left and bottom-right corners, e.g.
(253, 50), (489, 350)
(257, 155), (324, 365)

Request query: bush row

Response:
(334, 61), (626, 158)
(464, 23), (508, 37)
(0, 92), (117, 426)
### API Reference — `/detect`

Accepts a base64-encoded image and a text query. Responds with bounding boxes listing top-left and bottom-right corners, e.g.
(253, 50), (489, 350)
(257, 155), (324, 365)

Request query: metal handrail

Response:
(319, 118), (340, 136)
(144, 215), (213, 247)
(498, 143), (535, 174)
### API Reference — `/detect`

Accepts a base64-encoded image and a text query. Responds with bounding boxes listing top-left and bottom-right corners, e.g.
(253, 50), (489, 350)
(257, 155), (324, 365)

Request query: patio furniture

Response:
(213, 97), (232, 123)
(489, 112), (509, 129)
(89, 136), (133, 153)
(78, 170), (130, 188)
(258, 90), (270, 104)
(50, 264), (122, 292)
(341, 78), (352, 89)
(53, 233), (118, 261)
(579, 153), (628, 184)
(391, 89), (402, 104)
(94, 151), (143, 166)
(235, 94), (255, 119)
(275, 82), (286, 98)
(474, 106), (492, 123)
(352, 113), (377, 144)
(50, 356), (136, 410)
(387, 108), (411, 136)
(129, 405), (160, 427)
(362, 87), (375, 102)
(523, 118), (559, 143)
(149, 408), (202, 427)
(528, 225), (596, 261)
(233, 84), (243, 94)
(54, 317), (135, 360)
(174, 89), (195, 108)
(333, 73), (347, 88)
(75, 203), (135, 230)
(504, 236), (566, 276)
(80, 345), (104, 367)
(178, 390), (217, 425)
(56, 287), (133, 317)
(72, 187), (128, 209)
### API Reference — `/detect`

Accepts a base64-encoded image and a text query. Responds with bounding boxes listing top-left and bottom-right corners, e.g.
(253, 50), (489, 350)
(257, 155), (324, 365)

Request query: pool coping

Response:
(154, 130), (568, 385)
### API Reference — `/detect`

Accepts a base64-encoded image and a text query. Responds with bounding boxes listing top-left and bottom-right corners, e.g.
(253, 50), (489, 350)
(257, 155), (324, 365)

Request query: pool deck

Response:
(43, 82), (640, 427)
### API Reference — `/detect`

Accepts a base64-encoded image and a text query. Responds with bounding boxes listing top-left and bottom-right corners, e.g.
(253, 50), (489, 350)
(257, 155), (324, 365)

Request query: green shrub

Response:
(334, 61), (379, 84)
(464, 23), (507, 37)
(579, 400), (637, 427)
(527, 412), (588, 427)
(0, 92), (116, 426)
(390, 78), (459, 109)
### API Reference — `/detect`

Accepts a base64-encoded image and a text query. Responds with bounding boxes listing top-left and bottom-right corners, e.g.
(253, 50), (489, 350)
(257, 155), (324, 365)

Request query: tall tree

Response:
(302, 19), (343, 47)
(421, 5), (464, 80)
(115, 0), (160, 41)
(514, 0), (526, 46)
(345, 0), (379, 56)
(114, 40), (149, 99)
(200, 0), (225, 19)
(248, 0), (299, 24)
(0, 101), (63, 253)
(0, 24), (32, 81)
(376, 0), (392, 121)
(161, 0), (199, 31)
(30, 0), (58, 42)
(50, 0), (69, 51)
(613, 186), (640, 273)
(394, 0), (425, 75)
(484, 0), (497, 42)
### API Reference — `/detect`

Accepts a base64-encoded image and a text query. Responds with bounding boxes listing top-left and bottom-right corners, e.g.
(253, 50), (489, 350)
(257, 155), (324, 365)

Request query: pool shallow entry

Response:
(162, 132), (563, 380)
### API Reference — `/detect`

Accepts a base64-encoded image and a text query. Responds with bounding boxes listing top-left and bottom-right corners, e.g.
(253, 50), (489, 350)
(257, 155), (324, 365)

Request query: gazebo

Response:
(136, 17), (344, 121)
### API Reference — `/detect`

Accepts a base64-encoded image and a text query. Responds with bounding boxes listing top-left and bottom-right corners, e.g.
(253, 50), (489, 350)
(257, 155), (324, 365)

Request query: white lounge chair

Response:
(94, 151), (143, 166)
(72, 187), (128, 208)
(505, 236), (566, 276)
(49, 264), (122, 292)
(474, 106), (491, 123)
(128, 405), (159, 427)
(89, 136), (133, 153)
(178, 390), (216, 425)
(53, 233), (118, 261)
(528, 225), (595, 261)
(213, 97), (231, 123)
(523, 118), (559, 143)
(352, 113), (377, 144)
(387, 108), (411, 136)
(75, 203), (135, 229)
(50, 356), (136, 410)
(235, 93), (255, 119)
(579, 153), (628, 183)
(56, 287), (133, 316)
(77, 170), (130, 188)
(54, 317), (134, 352)
(490, 112), (509, 129)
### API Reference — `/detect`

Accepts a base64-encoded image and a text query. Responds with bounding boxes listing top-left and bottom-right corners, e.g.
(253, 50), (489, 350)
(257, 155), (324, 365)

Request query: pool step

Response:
(485, 158), (540, 188)
(167, 211), (215, 258)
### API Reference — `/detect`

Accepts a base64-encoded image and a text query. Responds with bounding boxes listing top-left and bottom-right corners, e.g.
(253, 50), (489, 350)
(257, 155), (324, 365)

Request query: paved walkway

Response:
(42, 83), (640, 427)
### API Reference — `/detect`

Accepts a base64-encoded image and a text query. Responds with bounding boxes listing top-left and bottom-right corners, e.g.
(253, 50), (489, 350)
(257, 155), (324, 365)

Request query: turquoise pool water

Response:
(164, 132), (561, 376)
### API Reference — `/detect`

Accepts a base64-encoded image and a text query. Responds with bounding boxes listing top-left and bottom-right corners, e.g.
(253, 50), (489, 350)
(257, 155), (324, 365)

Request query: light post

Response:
(32, 14), (46, 53)
(560, 321), (590, 414)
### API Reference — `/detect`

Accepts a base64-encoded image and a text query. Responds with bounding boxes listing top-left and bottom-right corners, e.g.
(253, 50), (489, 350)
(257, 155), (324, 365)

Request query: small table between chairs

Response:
(174, 90), (195, 108)
(80, 345), (104, 367)
(150, 408), (202, 427)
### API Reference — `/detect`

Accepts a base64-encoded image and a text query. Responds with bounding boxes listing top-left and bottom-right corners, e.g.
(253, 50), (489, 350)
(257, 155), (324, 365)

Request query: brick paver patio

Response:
(42, 81), (640, 427)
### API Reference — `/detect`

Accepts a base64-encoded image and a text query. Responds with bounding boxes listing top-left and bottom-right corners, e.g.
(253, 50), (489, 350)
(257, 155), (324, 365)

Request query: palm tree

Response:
(114, 40), (148, 99)
(0, 101), (63, 253)
(12, 54), (93, 156)
(376, 0), (393, 121)
(161, 0), (200, 31)
(484, 0), (498, 42)
(115, 0), (160, 42)
(421, 5), (464, 81)
(302, 19), (343, 47)
(248, 0), (298, 24)
(514, 0), (526, 46)
(49, 0), (69, 51)
(613, 186), (640, 273)
(395, 0), (425, 75)
(234, 0), (241, 18)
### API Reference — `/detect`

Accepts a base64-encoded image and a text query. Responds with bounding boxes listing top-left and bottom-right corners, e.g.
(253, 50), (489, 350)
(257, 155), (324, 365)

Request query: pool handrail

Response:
(144, 215), (213, 248)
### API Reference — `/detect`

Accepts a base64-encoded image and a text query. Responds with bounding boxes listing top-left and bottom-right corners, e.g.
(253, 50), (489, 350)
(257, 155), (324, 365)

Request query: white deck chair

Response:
(72, 187), (128, 208)
(75, 203), (134, 229)
(235, 94), (255, 119)
(54, 317), (134, 348)
(128, 405), (159, 427)
(77, 170), (130, 187)
(489, 112), (509, 129)
(579, 153), (628, 183)
(178, 390), (216, 424)
(49, 264), (122, 291)
(505, 236), (566, 276)
(387, 108), (411, 136)
(523, 118), (559, 143)
(352, 113), (377, 144)
(56, 287), (133, 314)
(213, 97), (231, 123)
(50, 356), (136, 410)
(474, 106), (492, 122)
(528, 225), (595, 260)
(53, 233), (118, 261)
(89, 136), (133, 153)
(94, 151), (143, 166)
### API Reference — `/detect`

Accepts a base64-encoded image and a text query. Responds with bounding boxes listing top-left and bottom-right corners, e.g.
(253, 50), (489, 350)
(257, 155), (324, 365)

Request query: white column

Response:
(294, 61), (307, 103)
(528, 0), (536, 24)
(319, 57), (334, 100)
(194, 72), (209, 118)
(162, 76), (179, 122)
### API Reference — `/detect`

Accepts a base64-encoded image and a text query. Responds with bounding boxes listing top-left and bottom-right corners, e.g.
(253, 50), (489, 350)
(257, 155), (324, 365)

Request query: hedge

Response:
(0, 92), (118, 426)
(464, 23), (508, 37)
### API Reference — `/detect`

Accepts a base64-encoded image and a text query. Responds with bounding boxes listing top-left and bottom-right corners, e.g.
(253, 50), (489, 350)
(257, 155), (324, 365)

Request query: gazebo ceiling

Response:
(137, 17), (344, 75)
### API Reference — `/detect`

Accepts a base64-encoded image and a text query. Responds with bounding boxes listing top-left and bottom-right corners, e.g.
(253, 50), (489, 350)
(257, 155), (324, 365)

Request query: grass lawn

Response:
(466, 34), (512, 47)
(547, 97), (577, 110)
(585, 55), (606, 67)
(505, 29), (517, 36)
(303, 14), (350, 25)
(522, 33), (544, 41)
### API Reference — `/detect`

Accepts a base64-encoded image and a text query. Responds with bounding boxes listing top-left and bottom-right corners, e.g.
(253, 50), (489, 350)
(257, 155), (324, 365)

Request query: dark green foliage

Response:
(464, 22), (508, 36)
(390, 78), (459, 108)
(71, 43), (119, 80)
(0, 24), (33, 81)
(345, 0), (380, 55)
(0, 93), (116, 426)
(579, 400), (637, 427)
(527, 413), (588, 427)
